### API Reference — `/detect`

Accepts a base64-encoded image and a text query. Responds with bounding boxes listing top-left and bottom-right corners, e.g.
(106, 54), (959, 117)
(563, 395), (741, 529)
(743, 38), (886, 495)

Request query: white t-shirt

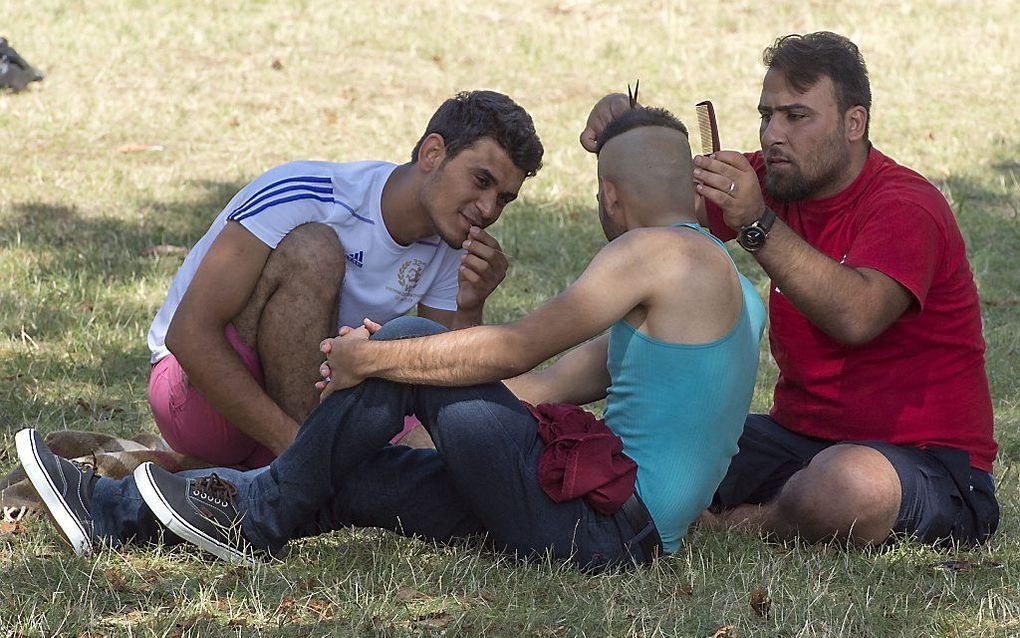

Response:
(147, 160), (463, 364)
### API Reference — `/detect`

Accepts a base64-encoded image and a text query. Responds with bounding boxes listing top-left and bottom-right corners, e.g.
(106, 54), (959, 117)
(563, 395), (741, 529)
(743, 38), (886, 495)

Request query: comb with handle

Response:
(695, 100), (721, 154)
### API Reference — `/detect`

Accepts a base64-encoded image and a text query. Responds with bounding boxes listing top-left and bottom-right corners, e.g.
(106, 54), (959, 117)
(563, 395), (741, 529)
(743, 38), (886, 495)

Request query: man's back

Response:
(603, 222), (765, 552)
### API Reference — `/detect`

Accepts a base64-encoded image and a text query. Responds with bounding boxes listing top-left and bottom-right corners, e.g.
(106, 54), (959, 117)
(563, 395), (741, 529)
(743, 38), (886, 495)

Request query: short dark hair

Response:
(763, 31), (871, 135)
(411, 90), (544, 177)
(595, 106), (689, 154)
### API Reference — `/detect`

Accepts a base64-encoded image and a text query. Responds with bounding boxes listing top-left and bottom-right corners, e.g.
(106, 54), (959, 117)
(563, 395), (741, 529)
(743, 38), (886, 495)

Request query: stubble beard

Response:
(421, 170), (467, 250)
(763, 129), (852, 203)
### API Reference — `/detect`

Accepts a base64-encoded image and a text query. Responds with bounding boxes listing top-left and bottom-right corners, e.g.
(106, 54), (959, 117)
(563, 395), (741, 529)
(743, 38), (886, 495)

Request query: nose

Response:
(477, 191), (498, 223)
(760, 117), (784, 148)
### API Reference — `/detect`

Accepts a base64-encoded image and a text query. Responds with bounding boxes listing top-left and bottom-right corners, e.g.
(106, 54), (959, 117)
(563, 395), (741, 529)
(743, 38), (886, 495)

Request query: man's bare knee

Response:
(232, 223), (343, 348)
(268, 222), (345, 289)
(774, 444), (900, 544)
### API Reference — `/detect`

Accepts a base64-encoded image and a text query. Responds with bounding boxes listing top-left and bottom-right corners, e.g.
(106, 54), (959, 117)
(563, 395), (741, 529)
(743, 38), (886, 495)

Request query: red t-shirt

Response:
(707, 147), (996, 471)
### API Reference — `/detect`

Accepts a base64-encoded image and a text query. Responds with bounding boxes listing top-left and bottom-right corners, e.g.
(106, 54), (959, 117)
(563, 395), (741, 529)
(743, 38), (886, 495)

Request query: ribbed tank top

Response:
(604, 223), (765, 553)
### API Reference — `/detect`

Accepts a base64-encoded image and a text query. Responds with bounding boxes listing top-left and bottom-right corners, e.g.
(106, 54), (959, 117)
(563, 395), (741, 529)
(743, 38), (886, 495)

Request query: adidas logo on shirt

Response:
(345, 250), (365, 268)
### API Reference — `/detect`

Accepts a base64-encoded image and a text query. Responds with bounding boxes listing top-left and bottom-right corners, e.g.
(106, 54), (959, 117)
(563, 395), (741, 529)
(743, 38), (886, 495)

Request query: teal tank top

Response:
(604, 223), (766, 553)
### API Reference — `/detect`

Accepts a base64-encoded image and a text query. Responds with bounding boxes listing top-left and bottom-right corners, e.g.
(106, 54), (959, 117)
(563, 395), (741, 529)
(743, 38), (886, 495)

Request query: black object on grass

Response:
(0, 37), (44, 93)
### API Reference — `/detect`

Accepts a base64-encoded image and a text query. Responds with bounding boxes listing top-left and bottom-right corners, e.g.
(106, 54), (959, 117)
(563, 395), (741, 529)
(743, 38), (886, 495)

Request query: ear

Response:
(417, 133), (447, 172)
(845, 105), (868, 142)
(600, 177), (623, 217)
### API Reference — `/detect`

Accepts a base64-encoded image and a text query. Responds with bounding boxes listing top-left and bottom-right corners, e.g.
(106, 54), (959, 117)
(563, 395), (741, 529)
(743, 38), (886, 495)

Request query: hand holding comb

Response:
(695, 100), (721, 154)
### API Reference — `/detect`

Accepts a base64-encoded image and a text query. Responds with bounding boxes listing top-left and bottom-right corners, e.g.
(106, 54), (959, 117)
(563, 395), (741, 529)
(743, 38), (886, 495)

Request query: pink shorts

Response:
(149, 325), (276, 469)
(149, 325), (423, 469)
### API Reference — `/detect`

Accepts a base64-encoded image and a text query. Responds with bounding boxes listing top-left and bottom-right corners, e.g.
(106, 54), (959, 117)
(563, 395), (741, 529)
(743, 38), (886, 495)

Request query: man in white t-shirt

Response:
(147, 90), (544, 469)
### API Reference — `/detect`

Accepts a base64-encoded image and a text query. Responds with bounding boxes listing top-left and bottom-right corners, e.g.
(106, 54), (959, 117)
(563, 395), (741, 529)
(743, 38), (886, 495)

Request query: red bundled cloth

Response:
(524, 402), (637, 515)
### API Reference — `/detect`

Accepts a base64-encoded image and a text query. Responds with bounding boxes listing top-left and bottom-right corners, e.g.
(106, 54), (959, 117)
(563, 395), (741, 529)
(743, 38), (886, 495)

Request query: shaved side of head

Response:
(598, 125), (695, 219)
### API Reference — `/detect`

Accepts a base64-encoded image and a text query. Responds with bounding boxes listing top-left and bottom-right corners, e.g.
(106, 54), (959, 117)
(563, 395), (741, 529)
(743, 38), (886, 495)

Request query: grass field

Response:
(2, 0), (1019, 636)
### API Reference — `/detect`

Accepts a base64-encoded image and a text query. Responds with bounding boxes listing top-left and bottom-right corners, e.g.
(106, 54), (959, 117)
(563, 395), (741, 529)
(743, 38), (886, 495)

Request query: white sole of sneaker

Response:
(133, 463), (252, 566)
(15, 428), (91, 555)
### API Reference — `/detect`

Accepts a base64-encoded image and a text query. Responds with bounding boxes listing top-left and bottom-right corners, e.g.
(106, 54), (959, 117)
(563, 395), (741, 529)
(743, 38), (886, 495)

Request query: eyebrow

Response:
(476, 168), (497, 183)
(476, 167), (518, 204)
(758, 103), (816, 113)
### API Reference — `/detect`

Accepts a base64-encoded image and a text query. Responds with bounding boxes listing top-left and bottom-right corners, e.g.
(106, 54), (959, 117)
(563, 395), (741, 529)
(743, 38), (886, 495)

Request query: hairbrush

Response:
(695, 100), (720, 154)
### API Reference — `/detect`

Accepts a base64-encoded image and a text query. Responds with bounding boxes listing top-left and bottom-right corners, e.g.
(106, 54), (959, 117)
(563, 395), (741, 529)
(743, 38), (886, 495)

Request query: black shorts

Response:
(711, 414), (999, 546)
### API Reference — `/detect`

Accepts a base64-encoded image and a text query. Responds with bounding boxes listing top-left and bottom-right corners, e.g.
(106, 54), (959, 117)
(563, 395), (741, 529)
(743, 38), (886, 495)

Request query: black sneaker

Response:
(134, 462), (254, 565)
(15, 428), (97, 555)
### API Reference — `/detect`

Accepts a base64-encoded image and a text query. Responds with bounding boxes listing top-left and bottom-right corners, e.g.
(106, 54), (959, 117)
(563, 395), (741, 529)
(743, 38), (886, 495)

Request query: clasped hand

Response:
(315, 318), (381, 401)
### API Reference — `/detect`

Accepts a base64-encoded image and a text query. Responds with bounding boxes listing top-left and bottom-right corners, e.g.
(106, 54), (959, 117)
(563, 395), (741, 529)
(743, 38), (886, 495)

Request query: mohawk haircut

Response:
(595, 106), (689, 154)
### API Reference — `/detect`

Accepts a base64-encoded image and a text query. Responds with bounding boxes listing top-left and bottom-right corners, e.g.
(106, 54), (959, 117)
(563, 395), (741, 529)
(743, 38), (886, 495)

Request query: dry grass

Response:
(2, 0), (1019, 636)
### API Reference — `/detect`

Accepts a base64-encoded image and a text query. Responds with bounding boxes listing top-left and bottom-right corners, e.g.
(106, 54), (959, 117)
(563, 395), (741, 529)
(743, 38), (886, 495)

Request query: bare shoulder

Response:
(616, 226), (743, 343)
(611, 226), (733, 274)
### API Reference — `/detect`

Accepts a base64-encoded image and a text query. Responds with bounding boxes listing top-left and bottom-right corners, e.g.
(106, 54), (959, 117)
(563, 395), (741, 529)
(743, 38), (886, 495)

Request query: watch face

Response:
(739, 226), (767, 251)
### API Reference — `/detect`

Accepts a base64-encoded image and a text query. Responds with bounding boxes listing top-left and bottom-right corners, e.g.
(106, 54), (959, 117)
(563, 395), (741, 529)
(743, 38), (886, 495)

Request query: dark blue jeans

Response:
(93, 317), (653, 569)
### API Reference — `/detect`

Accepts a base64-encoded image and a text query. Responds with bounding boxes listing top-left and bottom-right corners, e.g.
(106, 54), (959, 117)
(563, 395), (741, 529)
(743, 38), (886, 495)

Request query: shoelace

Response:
(192, 473), (238, 508)
(69, 458), (97, 479)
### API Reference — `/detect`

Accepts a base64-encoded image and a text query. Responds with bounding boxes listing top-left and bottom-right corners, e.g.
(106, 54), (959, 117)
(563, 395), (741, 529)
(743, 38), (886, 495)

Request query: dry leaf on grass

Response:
(710, 625), (736, 638)
(934, 559), (1003, 572)
(415, 611), (452, 628)
(76, 398), (124, 414)
(103, 568), (133, 592)
(0, 521), (24, 535)
(278, 597), (297, 613)
(983, 298), (1020, 308)
(749, 587), (771, 617)
(116, 143), (164, 153)
(306, 598), (336, 620)
(396, 585), (428, 602)
(141, 244), (188, 257)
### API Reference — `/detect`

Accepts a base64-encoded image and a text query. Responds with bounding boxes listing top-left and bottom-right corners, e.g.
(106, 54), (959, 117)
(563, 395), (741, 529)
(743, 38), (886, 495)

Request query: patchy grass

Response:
(2, 0), (1019, 636)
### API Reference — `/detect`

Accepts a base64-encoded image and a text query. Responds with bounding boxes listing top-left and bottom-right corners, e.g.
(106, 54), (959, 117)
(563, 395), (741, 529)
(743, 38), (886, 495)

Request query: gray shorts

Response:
(711, 414), (999, 546)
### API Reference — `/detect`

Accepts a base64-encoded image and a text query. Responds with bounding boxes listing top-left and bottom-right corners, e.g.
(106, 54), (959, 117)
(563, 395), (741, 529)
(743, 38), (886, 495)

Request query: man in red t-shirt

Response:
(580, 31), (997, 546)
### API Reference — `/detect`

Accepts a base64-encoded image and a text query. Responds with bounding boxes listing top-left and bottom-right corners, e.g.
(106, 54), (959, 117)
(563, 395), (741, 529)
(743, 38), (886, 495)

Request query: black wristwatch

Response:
(737, 207), (777, 253)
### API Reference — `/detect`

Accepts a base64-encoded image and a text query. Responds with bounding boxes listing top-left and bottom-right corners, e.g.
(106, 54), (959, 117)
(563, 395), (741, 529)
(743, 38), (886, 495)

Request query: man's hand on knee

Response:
(316, 319), (379, 399)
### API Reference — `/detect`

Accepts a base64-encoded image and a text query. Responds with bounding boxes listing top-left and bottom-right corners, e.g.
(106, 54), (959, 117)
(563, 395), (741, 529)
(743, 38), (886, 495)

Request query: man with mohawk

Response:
(582, 31), (998, 547)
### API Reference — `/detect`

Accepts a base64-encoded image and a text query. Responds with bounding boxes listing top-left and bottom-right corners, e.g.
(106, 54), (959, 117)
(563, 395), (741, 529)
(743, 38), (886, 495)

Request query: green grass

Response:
(2, 0), (1019, 635)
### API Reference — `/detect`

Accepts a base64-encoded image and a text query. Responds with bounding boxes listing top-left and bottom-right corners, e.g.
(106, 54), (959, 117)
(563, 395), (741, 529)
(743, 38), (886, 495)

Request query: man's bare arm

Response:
(694, 151), (912, 344)
(504, 334), (611, 405)
(164, 222), (299, 454)
(323, 231), (663, 391)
